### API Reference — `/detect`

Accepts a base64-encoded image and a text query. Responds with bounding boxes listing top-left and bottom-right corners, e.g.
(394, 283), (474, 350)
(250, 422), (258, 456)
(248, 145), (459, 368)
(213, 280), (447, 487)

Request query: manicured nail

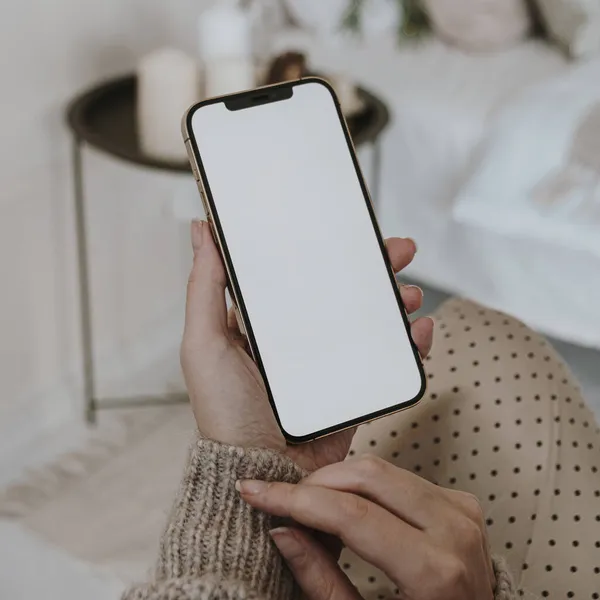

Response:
(236, 479), (269, 495)
(191, 219), (204, 250)
(270, 527), (299, 558)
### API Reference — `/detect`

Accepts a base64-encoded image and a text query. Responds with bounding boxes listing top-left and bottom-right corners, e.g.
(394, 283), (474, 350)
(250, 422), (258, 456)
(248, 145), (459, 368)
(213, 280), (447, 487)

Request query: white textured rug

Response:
(0, 405), (196, 583)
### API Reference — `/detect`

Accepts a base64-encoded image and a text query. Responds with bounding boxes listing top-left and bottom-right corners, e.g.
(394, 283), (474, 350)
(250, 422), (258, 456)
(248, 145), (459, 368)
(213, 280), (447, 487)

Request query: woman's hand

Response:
(238, 456), (495, 600)
(181, 220), (434, 472)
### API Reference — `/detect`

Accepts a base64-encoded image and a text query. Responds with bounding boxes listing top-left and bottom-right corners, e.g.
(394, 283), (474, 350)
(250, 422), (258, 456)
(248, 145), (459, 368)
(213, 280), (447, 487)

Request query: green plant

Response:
(401, 0), (429, 37)
(342, 0), (429, 39)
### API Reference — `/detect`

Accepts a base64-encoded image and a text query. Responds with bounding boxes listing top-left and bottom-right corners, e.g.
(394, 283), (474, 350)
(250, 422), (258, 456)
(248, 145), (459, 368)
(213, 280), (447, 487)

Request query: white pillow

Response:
(535, 0), (600, 58)
(422, 0), (532, 51)
(453, 58), (600, 257)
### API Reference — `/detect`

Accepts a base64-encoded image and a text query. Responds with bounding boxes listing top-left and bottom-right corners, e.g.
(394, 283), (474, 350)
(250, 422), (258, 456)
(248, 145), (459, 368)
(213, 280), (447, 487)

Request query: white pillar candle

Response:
(138, 48), (200, 162)
(205, 58), (255, 97)
(198, 0), (256, 97)
(198, 0), (252, 60)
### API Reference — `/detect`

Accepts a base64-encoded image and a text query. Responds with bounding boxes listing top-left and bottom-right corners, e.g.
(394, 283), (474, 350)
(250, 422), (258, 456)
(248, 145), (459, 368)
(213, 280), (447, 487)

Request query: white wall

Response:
(0, 0), (209, 455)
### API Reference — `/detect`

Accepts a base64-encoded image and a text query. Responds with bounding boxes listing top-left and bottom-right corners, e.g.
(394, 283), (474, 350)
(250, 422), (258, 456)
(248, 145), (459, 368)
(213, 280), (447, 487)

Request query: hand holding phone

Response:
(181, 220), (433, 471)
(183, 79), (429, 442)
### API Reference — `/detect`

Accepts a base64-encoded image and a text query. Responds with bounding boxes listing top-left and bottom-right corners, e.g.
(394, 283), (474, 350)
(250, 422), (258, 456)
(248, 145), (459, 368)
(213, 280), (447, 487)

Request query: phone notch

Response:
(224, 86), (293, 111)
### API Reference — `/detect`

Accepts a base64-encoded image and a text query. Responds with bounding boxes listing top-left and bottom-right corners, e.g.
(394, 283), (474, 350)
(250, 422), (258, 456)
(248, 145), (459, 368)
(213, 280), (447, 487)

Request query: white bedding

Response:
(275, 32), (567, 227)
(272, 32), (600, 348)
(454, 57), (600, 257)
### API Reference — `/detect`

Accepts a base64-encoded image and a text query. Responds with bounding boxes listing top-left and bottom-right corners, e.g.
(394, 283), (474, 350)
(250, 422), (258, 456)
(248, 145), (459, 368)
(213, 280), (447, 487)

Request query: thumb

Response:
(183, 220), (228, 345)
(270, 527), (363, 600)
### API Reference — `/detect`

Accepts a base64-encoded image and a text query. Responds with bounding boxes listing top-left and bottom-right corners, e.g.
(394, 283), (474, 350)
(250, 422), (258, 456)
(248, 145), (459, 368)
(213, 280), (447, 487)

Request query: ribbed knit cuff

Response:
(125, 575), (276, 599)
(155, 438), (306, 600)
(493, 555), (516, 600)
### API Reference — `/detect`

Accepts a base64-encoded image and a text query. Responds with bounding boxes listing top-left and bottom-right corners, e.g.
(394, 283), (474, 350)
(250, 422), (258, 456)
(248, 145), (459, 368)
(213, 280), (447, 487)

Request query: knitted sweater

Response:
(123, 438), (516, 600)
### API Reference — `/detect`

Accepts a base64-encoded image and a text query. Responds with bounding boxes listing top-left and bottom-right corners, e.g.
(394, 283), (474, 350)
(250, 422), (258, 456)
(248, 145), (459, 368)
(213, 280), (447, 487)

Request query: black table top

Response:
(66, 74), (390, 173)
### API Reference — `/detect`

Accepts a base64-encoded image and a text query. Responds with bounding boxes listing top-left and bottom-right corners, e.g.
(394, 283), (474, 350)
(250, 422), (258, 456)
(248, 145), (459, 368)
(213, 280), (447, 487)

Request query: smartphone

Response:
(182, 77), (425, 443)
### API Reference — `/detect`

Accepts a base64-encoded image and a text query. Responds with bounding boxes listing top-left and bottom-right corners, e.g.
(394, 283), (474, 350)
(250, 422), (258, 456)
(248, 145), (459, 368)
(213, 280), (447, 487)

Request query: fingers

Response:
(385, 238), (433, 352)
(301, 456), (451, 530)
(183, 221), (228, 346)
(385, 237), (417, 272)
(399, 284), (423, 314)
(411, 316), (434, 358)
(237, 479), (426, 579)
(270, 527), (362, 600)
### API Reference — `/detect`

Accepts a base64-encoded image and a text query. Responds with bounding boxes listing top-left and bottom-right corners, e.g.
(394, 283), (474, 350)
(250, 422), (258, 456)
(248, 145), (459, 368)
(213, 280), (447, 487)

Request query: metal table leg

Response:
(70, 136), (385, 426)
(72, 136), (97, 425)
(71, 138), (190, 425)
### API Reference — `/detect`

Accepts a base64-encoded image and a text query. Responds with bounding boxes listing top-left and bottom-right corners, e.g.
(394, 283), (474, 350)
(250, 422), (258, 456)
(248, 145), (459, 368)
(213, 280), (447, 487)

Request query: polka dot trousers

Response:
(343, 298), (600, 600)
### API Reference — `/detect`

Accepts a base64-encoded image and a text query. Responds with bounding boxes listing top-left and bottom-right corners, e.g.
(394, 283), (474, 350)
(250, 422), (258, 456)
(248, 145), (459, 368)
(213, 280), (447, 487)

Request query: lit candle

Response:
(198, 0), (256, 97)
(138, 48), (200, 162)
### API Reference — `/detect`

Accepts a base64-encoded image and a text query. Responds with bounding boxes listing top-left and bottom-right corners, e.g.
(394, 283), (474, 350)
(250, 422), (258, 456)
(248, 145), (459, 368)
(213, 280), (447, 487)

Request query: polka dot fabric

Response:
(342, 298), (600, 600)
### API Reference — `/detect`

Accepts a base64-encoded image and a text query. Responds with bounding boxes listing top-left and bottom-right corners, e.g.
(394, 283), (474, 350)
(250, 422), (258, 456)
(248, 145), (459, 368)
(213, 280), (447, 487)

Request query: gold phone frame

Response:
(181, 77), (426, 443)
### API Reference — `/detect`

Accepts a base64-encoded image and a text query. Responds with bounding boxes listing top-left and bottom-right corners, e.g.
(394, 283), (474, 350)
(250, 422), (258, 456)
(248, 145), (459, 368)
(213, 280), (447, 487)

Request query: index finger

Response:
(301, 455), (453, 530)
(238, 479), (428, 583)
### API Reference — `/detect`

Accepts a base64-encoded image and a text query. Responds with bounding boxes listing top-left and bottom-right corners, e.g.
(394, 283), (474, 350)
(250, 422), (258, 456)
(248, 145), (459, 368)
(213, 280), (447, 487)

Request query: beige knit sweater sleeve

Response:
(123, 438), (305, 600)
(123, 438), (517, 600)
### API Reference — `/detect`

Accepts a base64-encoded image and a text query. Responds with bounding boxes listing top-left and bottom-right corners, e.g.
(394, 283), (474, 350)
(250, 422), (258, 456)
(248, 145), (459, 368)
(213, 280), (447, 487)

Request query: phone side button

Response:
(206, 214), (217, 241)
(197, 187), (209, 214)
(184, 139), (201, 181)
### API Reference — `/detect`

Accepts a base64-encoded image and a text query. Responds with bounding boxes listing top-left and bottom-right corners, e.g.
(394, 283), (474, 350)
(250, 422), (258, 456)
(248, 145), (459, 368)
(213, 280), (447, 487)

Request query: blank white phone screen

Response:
(190, 80), (424, 440)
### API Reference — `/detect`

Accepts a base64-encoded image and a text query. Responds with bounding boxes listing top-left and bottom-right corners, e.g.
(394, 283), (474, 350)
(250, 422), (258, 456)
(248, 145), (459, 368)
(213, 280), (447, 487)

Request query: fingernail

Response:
(191, 219), (204, 251)
(406, 238), (418, 253)
(270, 527), (299, 558)
(270, 526), (291, 540)
(424, 316), (435, 327)
(236, 479), (269, 495)
(404, 284), (423, 296)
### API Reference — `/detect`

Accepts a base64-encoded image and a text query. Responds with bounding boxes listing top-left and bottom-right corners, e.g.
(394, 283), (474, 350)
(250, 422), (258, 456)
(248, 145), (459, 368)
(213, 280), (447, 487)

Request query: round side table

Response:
(66, 74), (390, 424)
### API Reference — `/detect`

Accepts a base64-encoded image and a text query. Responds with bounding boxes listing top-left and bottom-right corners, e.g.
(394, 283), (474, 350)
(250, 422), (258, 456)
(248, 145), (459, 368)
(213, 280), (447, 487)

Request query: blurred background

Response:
(0, 0), (599, 597)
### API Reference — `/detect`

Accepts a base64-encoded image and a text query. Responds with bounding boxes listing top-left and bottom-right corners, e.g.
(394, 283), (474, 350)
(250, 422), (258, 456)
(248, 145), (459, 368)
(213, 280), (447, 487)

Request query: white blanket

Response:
(454, 58), (600, 257)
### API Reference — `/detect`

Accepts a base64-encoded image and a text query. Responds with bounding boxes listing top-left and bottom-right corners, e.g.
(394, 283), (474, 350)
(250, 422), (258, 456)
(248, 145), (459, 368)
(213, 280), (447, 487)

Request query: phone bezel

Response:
(182, 77), (426, 444)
